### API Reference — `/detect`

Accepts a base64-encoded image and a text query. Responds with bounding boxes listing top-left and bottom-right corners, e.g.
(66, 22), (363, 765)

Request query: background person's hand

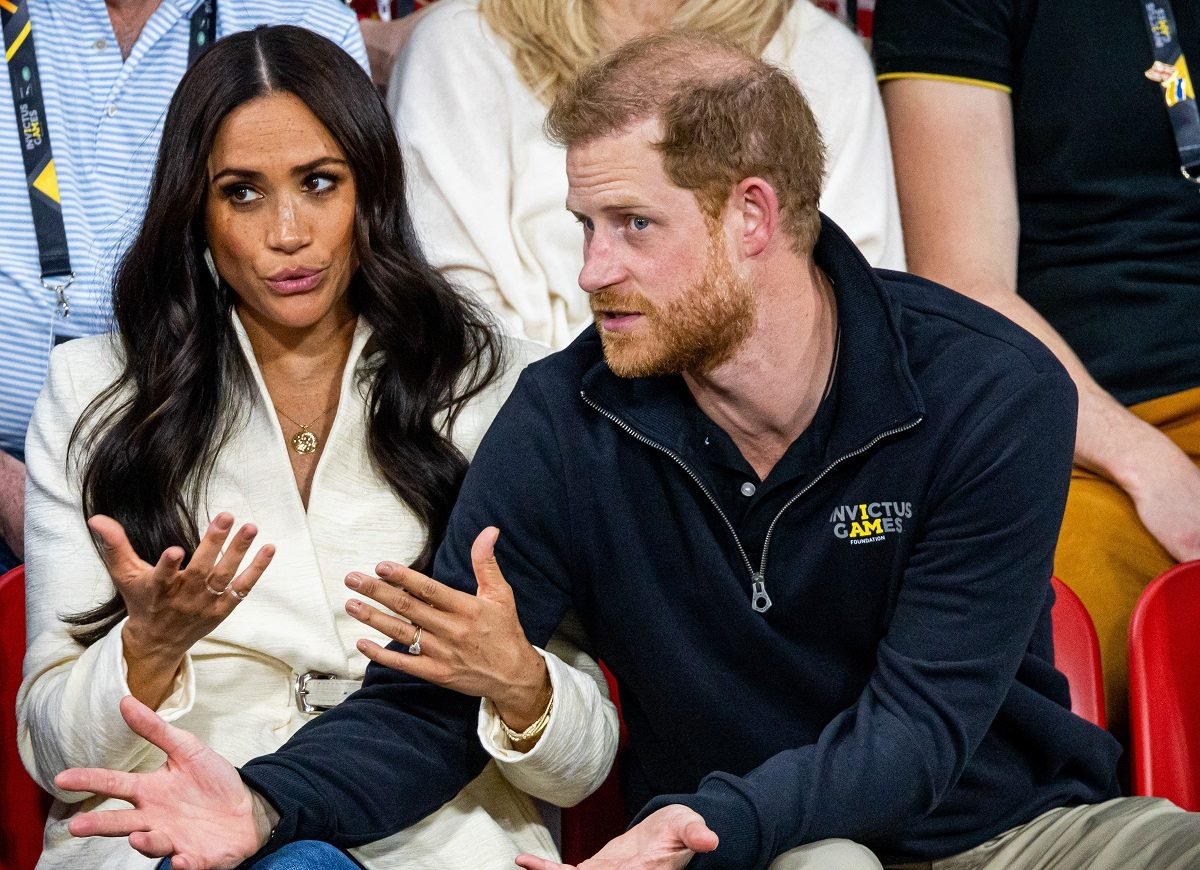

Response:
(345, 526), (551, 732)
(56, 695), (268, 870)
(514, 805), (718, 870)
(1118, 432), (1200, 564)
(89, 513), (274, 706)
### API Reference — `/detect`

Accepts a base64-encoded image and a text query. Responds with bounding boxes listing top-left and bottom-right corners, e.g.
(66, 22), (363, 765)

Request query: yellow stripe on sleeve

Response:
(876, 71), (1012, 94)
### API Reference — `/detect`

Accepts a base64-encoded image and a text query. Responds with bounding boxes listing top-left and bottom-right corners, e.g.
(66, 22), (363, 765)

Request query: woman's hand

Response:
(344, 526), (551, 734)
(89, 513), (275, 707)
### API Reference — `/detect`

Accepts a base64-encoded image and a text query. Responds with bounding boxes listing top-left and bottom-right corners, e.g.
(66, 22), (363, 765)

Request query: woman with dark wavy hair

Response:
(17, 25), (616, 870)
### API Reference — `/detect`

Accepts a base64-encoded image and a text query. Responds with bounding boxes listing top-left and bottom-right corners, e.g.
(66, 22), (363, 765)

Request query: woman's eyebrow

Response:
(210, 156), (349, 185)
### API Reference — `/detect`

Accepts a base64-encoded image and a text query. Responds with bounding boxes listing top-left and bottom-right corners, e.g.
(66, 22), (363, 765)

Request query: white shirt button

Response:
(93, 39), (107, 50)
(740, 482), (756, 497)
(106, 103), (117, 117)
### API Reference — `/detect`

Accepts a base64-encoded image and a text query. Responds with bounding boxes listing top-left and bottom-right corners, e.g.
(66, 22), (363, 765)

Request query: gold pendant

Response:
(291, 427), (319, 455)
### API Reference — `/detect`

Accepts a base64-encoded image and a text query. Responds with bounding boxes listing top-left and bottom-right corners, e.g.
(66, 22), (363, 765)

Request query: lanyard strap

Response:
(2, 0), (72, 311)
(1141, 0), (1200, 180)
(0, 0), (217, 318)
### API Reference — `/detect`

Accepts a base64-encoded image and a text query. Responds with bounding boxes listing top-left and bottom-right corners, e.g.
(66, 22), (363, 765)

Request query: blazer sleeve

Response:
(17, 342), (196, 800)
(479, 625), (620, 807)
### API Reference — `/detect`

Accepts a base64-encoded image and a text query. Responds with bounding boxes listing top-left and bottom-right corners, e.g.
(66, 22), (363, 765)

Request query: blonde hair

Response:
(480, 0), (793, 104)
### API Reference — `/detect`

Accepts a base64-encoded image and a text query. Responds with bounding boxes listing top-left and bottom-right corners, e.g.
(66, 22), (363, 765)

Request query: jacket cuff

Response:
(478, 647), (619, 806)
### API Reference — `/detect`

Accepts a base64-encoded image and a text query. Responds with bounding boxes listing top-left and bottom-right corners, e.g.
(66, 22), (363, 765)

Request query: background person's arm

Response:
(882, 78), (1200, 562)
(0, 448), (23, 559)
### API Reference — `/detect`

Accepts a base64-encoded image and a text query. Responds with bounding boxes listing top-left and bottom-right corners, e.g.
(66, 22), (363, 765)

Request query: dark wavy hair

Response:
(64, 26), (504, 645)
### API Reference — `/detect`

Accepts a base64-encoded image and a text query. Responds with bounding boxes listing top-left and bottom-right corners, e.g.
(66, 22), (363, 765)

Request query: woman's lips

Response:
(265, 268), (324, 294)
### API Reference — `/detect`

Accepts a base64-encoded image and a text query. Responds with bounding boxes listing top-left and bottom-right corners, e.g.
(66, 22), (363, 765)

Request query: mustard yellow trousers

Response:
(1054, 385), (1200, 743)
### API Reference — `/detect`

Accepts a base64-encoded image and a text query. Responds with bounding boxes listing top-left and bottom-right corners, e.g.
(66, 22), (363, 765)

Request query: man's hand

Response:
(515, 805), (718, 870)
(345, 526), (551, 732)
(0, 449), (25, 559)
(56, 696), (267, 869)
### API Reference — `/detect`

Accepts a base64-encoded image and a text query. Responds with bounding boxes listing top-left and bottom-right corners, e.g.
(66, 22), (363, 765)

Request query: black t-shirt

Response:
(874, 0), (1200, 406)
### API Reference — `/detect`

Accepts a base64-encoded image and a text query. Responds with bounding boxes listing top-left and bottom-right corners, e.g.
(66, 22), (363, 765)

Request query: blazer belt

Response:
(294, 671), (363, 713)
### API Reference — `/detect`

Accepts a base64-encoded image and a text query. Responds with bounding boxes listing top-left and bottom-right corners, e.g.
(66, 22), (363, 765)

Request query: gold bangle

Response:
(499, 690), (554, 744)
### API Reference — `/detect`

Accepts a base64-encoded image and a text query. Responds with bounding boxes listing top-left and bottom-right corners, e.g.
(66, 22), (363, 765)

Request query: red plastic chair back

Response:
(1, 565), (48, 870)
(560, 663), (628, 864)
(1049, 577), (1107, 729)
(1129, 560), (1200, 810)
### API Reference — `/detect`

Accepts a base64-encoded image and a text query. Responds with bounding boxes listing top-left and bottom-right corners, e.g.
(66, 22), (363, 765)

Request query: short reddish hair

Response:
(545, 29), (826, 253)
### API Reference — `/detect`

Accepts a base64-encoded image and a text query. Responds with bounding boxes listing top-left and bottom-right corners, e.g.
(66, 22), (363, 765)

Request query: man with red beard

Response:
(52, 28), (1200, 870)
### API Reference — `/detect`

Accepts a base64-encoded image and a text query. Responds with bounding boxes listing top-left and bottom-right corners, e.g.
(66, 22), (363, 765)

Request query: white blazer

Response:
(19, 316), (619, 869)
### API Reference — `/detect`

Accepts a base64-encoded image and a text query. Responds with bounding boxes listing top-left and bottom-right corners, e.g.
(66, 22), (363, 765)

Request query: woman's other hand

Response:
(88, 513), (275, 708)
(344, 526), (552, 742)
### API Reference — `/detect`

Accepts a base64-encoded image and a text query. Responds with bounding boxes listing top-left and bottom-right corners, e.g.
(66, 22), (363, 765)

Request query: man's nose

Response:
(578, 234), (625, 294)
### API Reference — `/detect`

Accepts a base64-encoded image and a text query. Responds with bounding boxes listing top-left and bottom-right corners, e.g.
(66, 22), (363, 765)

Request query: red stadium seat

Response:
(1, 565), (48, 870)
(1129, 560), (1200, 810)
(1050, 576), (1107, 729)
(560, 663), (627, 864)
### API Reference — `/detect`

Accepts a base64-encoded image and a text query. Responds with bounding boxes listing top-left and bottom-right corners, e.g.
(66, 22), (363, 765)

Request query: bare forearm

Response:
(0, 449), (25, 558)
(121, 623), (187, 710)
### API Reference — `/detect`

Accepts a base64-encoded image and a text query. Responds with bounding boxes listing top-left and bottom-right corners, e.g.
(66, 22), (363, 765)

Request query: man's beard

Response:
(590, 234), (756, 378)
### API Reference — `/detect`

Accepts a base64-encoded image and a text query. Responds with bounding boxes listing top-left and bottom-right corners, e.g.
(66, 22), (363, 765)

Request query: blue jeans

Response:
(157, 841), (362, 869)
(0, 537), (19, 574)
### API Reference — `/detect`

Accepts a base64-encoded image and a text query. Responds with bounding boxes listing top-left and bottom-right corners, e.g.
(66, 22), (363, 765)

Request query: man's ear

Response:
(731, 177), (780, 258)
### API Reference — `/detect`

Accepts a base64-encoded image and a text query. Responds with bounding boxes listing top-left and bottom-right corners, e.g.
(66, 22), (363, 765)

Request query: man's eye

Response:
(629, 216), (650, 231)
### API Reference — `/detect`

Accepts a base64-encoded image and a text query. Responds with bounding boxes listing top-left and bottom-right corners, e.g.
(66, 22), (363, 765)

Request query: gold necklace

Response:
(274, 403), (335, 455)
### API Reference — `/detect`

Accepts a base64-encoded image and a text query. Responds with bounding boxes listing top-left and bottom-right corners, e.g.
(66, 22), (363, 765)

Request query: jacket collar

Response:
(579, 215), (924, 464)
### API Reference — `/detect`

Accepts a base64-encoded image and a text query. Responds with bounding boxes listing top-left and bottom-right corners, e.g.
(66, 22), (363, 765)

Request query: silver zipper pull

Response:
(750, 573), (772, 613)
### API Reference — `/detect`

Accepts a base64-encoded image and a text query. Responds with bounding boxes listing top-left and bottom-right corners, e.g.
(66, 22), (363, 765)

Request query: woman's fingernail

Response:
(346, 573), (362, 589)
(346, 599), (361, 614)
(377, 563), (392, 577)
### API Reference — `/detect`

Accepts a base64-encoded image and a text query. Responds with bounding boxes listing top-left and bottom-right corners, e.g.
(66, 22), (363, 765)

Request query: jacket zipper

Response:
(581, 390), (922, 614)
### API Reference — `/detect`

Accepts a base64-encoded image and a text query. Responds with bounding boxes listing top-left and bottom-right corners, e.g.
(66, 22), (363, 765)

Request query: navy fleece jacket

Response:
(241, 218), (1121, 867)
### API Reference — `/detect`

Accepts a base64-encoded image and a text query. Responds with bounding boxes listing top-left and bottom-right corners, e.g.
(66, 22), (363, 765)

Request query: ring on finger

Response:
(409, 626), (422, 656)
(205, 579), (229, 596)
(228, 586), (248, 600)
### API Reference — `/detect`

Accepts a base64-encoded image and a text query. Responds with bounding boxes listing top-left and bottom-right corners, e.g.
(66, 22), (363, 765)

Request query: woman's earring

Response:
(203, 247), (219, 285)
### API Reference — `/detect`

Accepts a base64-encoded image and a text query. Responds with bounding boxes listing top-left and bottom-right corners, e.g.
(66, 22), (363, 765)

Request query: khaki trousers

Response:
(776, 799), (1200, 869)
(1054, 385), (1200, 743)
(886, 798), (1200, 870)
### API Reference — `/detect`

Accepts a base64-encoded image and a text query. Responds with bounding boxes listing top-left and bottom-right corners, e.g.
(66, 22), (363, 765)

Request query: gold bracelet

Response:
(499, 690), (554, 744)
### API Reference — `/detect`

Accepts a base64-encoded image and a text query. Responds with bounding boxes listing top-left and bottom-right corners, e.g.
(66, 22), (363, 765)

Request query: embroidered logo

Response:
(830, 501), (912, 545)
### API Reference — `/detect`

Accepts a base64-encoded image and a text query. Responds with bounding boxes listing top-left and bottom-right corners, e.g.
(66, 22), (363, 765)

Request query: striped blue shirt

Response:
(0, 0), (367, 458)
